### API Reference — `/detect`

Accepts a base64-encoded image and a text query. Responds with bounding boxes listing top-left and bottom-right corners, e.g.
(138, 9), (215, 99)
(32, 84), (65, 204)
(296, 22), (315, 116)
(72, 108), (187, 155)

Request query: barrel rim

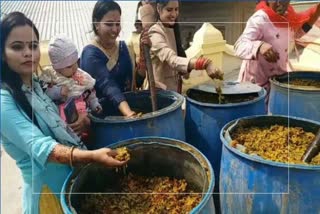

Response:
(108, 137), (215, 214)
(60, 137), (215, 214)
(89, 90), (184, 124)
(270, 71), (320, 92)
(186, 88), (267, 108)
(220, 115), (320, 170)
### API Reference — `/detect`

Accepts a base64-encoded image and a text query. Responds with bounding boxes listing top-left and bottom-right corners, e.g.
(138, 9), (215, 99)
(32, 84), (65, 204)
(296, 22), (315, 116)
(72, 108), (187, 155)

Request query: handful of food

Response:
(115, 147), (130, 162)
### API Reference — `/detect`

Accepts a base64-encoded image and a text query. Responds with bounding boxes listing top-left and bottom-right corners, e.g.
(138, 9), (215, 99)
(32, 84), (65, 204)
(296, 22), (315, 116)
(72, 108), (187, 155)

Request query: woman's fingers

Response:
(140, 27), (151, 46)
(107, 149), (118, 157)
(264, 49), (279, 63)
(260, 42), (280, 62)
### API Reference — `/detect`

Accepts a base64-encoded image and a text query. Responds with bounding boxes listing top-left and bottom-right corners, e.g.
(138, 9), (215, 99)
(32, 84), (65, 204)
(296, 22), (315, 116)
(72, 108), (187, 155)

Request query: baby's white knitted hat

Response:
(48, 34), (78, 70)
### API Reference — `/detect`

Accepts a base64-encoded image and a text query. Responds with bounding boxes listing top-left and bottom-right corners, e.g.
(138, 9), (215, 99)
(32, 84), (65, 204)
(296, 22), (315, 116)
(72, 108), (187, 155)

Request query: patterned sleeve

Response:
(0, 89), (58, 169)
(234, 11), (265, 60)
(149, 27), (189, 74)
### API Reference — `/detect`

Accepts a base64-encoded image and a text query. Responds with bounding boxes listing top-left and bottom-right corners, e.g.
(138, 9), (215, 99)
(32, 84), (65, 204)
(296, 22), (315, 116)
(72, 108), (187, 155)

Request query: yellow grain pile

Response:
(80, 173), (202, 214)
(230, 125), (320, 164)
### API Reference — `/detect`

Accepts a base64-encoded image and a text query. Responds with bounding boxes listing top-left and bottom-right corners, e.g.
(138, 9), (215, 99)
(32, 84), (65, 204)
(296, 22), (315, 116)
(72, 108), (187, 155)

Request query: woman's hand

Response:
(91, 148), (128, 167)
(140, 27), (151, 47)
(69, 113), (91, 135)
(182, 72), (190, 80)
(259, 42), (279, 63)
(118, 101), (136, 117)
(188, 57), (223, 80)
(49, 145), (126, 167)
(206, 62), (224, 80)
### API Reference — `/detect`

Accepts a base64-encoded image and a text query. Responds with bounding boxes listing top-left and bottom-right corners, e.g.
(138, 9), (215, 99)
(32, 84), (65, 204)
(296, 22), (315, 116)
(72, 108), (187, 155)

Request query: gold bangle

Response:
(70, 146), (76, 167)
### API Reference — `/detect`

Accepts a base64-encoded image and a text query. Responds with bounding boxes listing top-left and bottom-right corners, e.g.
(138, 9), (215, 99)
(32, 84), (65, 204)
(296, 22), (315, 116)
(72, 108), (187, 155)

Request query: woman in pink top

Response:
(235, 0), (320, 95)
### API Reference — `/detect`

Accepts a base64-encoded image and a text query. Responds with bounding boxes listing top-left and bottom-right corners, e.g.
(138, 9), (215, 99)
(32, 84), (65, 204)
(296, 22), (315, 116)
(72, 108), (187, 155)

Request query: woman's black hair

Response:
(156, 0), (186, 57)
(92, 0), (122, 35)
(1, 12), (40, 124)
(135, 1), (143, 21)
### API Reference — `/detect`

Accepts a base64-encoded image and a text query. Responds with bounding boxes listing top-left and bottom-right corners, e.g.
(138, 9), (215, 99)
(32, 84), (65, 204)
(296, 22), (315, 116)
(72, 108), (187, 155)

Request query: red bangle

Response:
(200, 58), (206, 69)
(195, 58), (200, 70)
(196, 58), (204, 70)
(196, 58), (202, 70)
(198, 58), (206, 70)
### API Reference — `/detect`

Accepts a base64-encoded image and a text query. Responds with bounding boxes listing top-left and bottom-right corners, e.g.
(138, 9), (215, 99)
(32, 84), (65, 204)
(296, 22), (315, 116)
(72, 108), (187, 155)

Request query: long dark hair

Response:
(1, 12), (40, 123)
(156, 0), (186, 57)
(92, 0), (122, 35)
(136, 1), (143, 21)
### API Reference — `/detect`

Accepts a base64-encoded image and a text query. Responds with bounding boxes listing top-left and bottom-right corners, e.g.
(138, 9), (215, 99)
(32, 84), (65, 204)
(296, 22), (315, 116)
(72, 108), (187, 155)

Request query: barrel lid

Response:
(194, 82), (262, 94)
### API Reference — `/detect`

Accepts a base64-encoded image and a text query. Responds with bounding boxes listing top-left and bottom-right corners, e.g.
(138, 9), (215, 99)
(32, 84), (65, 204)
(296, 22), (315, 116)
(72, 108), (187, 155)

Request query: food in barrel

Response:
(289, 79), (320, 88)
(188, 89), (258, 104)
(230, 125), (320, 164)
(80, 173), (202, 214)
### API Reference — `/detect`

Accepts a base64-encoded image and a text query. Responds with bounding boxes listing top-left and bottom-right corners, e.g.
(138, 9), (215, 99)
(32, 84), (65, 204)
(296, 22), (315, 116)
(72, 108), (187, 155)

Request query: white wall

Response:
(116, 1), (139, 40)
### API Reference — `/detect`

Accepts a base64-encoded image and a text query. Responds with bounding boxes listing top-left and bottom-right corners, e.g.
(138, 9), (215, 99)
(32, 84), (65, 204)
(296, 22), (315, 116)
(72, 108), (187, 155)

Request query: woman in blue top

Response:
(81, 1), (147, 117)
(0, 12), (127, 214)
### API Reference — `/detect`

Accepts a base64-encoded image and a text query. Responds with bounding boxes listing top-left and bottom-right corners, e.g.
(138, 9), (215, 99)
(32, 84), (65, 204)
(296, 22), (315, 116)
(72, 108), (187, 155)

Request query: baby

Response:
(40, 34), (102, 123)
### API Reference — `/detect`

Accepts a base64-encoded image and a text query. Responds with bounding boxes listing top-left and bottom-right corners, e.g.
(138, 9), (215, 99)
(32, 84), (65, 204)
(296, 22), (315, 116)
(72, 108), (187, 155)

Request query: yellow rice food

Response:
(115, 147), (130, 162)
(80, 173), (202, 214)
(290, 79), (320, 88)
(230, 125), (320, 165)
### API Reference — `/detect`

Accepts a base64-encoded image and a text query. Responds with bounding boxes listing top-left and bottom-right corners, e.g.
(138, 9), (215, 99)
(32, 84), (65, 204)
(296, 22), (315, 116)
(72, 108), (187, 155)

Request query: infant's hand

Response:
(60, 86), (69, 99)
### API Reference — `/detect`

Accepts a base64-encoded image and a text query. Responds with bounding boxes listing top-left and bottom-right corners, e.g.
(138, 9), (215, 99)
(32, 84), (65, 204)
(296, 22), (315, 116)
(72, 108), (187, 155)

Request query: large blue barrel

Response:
(269, 71), (320, 121)
(185, 88), (266, 189)
(89, 90), (185, 149)
(61, 137), (215, 214)
(220, 115), (320, 213)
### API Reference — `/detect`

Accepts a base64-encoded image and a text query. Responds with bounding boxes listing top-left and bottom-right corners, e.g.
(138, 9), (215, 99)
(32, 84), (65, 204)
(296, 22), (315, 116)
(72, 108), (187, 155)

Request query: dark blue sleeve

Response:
(80, 45), (125, 108)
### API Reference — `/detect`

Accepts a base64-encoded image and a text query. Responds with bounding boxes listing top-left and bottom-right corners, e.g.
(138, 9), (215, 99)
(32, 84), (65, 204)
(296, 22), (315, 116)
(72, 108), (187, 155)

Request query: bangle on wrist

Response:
(195, 58), (200, 70)
(196, 58), (206, 70)
(198, 58), (205, 69)
(70, 146), (76, 167)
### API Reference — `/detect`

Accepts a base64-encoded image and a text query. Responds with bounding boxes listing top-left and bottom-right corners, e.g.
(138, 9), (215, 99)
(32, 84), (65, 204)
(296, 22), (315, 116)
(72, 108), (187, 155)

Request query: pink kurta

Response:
(235, 10), (298, 93)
